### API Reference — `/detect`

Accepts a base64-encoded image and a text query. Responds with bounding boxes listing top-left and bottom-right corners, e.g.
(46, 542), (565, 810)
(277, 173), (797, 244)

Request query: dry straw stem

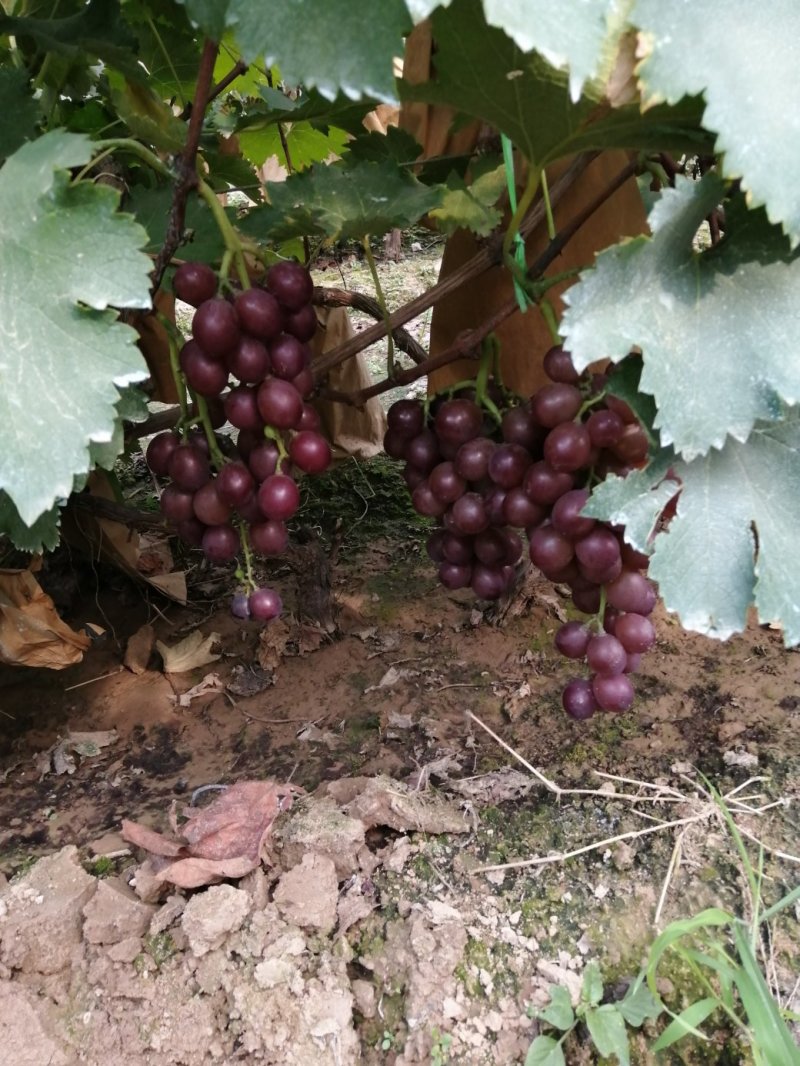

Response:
(466, 711), (798, 922)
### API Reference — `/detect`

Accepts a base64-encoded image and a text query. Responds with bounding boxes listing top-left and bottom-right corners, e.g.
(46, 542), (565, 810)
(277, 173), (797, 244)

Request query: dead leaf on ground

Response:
(122, 780), (302, 890)
(156, 630), (221, 673)
(257, 619), (327, 673)
(446, 767), (535, 806)
(124, 623), (156, 674)
(171, 672), (225, 708)
(324, 775), (469, 835)
(226, 663), (274, 698)
(36, 729), (119, 778)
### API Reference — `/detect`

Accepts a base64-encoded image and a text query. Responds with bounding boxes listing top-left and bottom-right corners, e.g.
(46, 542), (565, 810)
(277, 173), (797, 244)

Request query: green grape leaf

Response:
(584, 1005), (630, 1065)
(0, 131), (151, 529)
(125, 185), (231, 265)
(429, 159), (506, 237)
(0, 493), (61, 555)
(238, 122), (350, 172)
(535, 985), (575, 1030)
(401, 0), (711, 168)
(346, 127), (423, 167)
(524, 1035), (566, 1066)
(184, 0), (410, 102)
(242, 88), (378, 137)
(125, 0), (202, 105)
(562, 175), (800, 459)
(0, 0), (142, 81)
(634, 0), (800, 246)
(239, 160), (442, 243)
(616, 978), (662, 1028)
(107, 71), (188, 152)
(0, 69), (39, 159)
(89, 386), (150, 472)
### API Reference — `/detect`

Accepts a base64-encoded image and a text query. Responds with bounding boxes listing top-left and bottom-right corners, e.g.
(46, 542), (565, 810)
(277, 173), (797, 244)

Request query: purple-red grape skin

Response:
(562, 679), (597, 720)
(248, 586), (283, 621)
(174, 261), (217, 307)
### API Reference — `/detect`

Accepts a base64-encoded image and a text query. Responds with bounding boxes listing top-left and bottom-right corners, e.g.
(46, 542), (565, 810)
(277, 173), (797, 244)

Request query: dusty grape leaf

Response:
(241, 160), (442, 242)
(0, 131), (151, 529)
(587, 419), (800, 645)
(635, 0), (800, 246)
(0, 493), (61, 555)
(562, 175), (800, 458)
(583, 449), (676, 553)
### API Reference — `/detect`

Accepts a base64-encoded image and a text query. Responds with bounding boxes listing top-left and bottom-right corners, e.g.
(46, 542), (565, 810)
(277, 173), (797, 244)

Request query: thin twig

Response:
(64, 668), (125, 691)
(208, 60), (247, 104)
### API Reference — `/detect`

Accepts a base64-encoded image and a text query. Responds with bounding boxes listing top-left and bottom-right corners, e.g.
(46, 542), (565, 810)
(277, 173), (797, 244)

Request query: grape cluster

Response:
(145, 260), (331, 621)
(386, 347), (658, 718)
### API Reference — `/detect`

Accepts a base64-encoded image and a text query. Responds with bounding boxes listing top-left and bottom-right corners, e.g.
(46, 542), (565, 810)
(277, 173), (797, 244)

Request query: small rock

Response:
(124, 623), (156, 674)
(82, 878), (156, 944)
(181, 885), (250, 957)
(254, 957), (296, 989)
(276, 798), (365, 878)
(0, 846), (96, 974)
(351, 978), (377, 1019)
(273, 853), (338, 934)
(442, 995), (465, 1020)
(537, 960), (582, 1005)
(612, 842), (636, 871)
(106, 936), (143, 963)
(149, 894), (186, 936)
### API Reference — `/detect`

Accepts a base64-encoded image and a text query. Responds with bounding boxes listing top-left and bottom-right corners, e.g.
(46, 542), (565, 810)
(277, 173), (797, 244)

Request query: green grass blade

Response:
(646, 908), (732, 995)
(757, 884), (800, 925)
(652, 997), (719, 1051)
(732, 925), (800, 1066)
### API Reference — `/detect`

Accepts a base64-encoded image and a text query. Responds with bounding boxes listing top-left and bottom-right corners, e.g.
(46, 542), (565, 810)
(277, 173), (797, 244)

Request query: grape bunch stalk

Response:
(385, 346), (659, 719)
(145, 260), (332, 621)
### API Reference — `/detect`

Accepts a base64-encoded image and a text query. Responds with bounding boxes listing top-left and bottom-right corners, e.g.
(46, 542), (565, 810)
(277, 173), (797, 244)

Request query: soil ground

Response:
(1, 241), (799, 1065)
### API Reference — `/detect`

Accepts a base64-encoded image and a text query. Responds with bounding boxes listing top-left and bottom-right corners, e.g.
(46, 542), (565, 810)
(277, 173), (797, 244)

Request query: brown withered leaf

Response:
(122, 779), (302, 889)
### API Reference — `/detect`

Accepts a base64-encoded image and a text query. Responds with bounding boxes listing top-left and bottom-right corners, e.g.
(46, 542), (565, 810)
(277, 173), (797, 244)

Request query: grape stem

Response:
(192, 393), (227, 469)
(237, 522), (257, 592)
(196, 178), (251, 290)
(361, 236), (395, 377)
(263, 425), (289, 461)
(159, 314), (190, 437)
(474, 339), (503, 424)
(540, 169), (556, 241)
(72, 139), (175, 184)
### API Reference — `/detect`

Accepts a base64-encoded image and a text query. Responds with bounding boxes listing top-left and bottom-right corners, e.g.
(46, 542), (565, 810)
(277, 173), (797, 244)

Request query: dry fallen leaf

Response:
(122, 779), (302, 890)
(171, 672), (225, 708)
(156, 630), (221, 673)
(36, 729), (119, 778)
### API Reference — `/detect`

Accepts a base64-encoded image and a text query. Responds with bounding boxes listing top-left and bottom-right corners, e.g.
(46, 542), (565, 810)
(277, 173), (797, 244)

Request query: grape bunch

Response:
(385, 347), (658, 719)
(145, 260), (332, 621)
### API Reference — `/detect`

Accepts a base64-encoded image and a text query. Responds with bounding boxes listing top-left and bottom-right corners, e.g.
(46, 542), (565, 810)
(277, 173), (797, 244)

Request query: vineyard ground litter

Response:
(1, 243), (799, 1065)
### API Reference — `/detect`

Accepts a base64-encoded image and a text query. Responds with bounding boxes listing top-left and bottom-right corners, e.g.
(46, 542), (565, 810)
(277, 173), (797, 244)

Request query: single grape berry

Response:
(231, 591), (250, 619)
(146, 431), (180, 476)
(201, 524), (239, 564)
(615, 612), (656, 653)
(174, 261), (217, 307)
(257, 473), (300, 521)
(562, 679), (597, 720)
(248, 587), (283, 621)
(555, 621), (591, 660)
(543, 345), (580, 384)
(235, 288), (283, 340)
(289, 431), (332, 475)
(283, 304), (318, 342)
(257, 378), (303, 430)
(266, 261), (314, 311)
(388, 399), (426, 439)
(192, 297), (240, 357)
(592, 673), (635, 712)
(435, 398), (483, 445)
(586, 633), (628, 676)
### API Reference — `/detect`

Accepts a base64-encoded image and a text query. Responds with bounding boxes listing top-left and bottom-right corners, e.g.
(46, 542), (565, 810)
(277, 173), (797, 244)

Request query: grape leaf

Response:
(125, 0), (201, 105)
(587, 419), (800, 645)
(634, 0), (800, 246)
(0, 493), (61, 555)
(183, 0), (409, 102)
(402, 0), (711, 167)
(429, 159), (506, 237)
(583, 449), (677, 554)
(107, 71), (188, 152)
(240, 88), (378, 137)
(0, 131), (151, 528)
(0, 69), (39, 159)
(346, 127), (423, 166)
(239, 160), (442, 242)
(238, 122), (350, 172)
(561, 175), (800, 458)
(481, 0), (627, 101)
(584, 1005), (630, 1065)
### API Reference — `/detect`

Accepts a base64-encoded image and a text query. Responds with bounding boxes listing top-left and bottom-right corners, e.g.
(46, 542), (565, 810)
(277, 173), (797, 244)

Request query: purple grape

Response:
(562, 679), (597, 720)
(257, 378), (303, 430)
(429, 462), (466, 504)
(176, 517), (206, 546)
(592, 673), (635, 712)
(168, 444), (211, 491)
(192, 298), (240, 357)
(193, 481), (232, 525)
(250, 520), (289, 556)
(471, 564), (505, 600)
(174, 262), (217, 307)
(248, 586), (283, 621)
(473, 528), (506, 566)
(290, 430), (331, 474)
(412, 482), (448, 518)
(501, 406), (543, 451)
(615, 612), (656, 652)
(606, 571), (657, 615)
(613, 424), (649, 464)
(435, 398), (483, 445)
(455, 437), (495, 481)
(487, 443), (531, 489)
(403, 464), (425, 490)
(532, 384), (582, 429)
(388, 399), (425, 439)
(235, 288), (283, 340)
(571, 584), (602, 614)
(586, 409), (624, 448)
(146, 431), (180, 476)
(442, 532), (474, 565)
(249, 441), (282, 482)
(574, 527), (621, 572)
(528, 524), (574, 574)
(483, 486), (508, 526)
(269, 334), (307, 380)
(555, 621), (591, 660)
(266, 261), (314, 311)
(292, 367), (315, 399)
(451, 493), (489, 535)
(182, 343), (229, 396)
(502, 488), (545, 530)
(543, 346), (580, 384)
(586, 633), (628, 676)
(283, 304), (318, 342)
(257, 474), (300, 521)
(228, 336), (270, 384)
(523, 461), (574, 506)
(231, 591), (250, 619)
(224, 385), (263, 430)
(217, 461), (255, 507)
(500, 529), (523, 565)
(551, 489), (595, 539)
(404, 429), (440, 473)
(438, 561), (472, 589)
(544, 422), (592, 472)
(384, 427), (409, 460)
(159, 484), (195, 522)
(202, 523), (239, 564)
